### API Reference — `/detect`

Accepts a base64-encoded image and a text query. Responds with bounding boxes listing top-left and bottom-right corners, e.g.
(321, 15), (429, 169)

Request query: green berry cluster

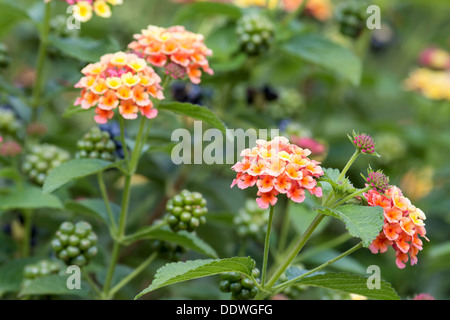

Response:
(268, 88), (305, 120)
(76, 127), (116, 161)
(234, 199), (269, 241)
(219, 268), (260, 300)
(51, 221), (98, 267)
(150, 240), (186, 261)
(0, 43), (10, 69)
(22, 143), (70, 185)
(236, 11), (274, 56)
(336, 0), (369, 39)
(23, 260), (62, 286)
(0, 109), (20, 139)
(165, 190), (208, 232)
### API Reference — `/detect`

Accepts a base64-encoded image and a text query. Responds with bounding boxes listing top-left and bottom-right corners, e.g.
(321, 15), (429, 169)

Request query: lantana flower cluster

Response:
(74, 51), (164, 123)
(282, 0), (332, 21)
(404, 47), (450, 101)
(45, 0), (123, 22)
(404, 68), (450, 101)
(128, 25), (213, 84)
(231, 136), (324, 209)
(365, 186), (429, 269)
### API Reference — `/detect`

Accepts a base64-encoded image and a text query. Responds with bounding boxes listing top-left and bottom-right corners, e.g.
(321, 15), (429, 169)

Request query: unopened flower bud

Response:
(349, 130), (377, 155)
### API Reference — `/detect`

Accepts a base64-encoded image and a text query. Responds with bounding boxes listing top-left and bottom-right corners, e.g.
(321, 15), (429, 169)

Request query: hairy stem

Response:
(256, 213), (325, 299)
(337, 150), (360, 182)
(109, 252), (158, 298)
(261, 205), (275, 285)
(31, 1), (52, 122)
(273, 242), (363, 293)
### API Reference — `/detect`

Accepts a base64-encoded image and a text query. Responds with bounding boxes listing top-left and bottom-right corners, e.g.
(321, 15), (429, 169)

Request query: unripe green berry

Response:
(22, 143), (70, 186)
(219, 266), (260, 300)
(23, 260), (62, 287)
(76, 127), (116, 161)
(150, 237), (187, 261)
(52, 220), (97, 267)
(236, 11), (274, 56)
(68, 235), (80, 246)
(165, 190), (208, 233)
(72, 255), (87, 267)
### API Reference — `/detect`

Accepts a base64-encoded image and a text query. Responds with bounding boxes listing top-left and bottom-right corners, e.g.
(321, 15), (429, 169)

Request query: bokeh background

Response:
(0, 0), (449, 300)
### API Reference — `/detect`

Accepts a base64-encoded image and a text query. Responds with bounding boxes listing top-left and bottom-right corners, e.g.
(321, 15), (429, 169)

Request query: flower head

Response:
(74, 52), (164, 123)
(0, 139), (22, 157)
(364, 186), (429, 269)
(128, 25), (213, 84)
(51, 0), (122, 22)
(282, 0), (332, 21)
(412, 293), (435, 300)
(403, 68), (450, 101)
(419, 47), (450, 70)
(349, 130), (376, 155)
(364, 167), (389, 193)
(231, 136), (324, 209)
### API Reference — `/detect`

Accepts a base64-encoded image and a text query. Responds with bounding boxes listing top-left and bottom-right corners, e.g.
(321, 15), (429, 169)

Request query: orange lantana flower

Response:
(75, 52), (164, 123)
(128, 25), (213, 84)
(364, 186), (429, 269)
(231, 136), (324, 209)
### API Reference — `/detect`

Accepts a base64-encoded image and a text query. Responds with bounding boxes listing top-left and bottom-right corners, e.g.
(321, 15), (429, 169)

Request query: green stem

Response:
(261, 205), (275, 286)
(332, 186), (370, 208)
(273, 242), (363, 293)
(276, 199), (290, 254)
(261, 213), (325, 297)
(102, 116), (150, 298)
(109, 252), (158, 298)
(97, 172), (117, 232)
(102, 240), (121, 298)
(119, 116), (130, 163)
(337, 150), (360, 182)
(121, 220), (167, 245)
(31, 1), (52, 122)
(129, 116), (147, 174)
(82, 269), (102, 299)
(21, 210), (32, 257)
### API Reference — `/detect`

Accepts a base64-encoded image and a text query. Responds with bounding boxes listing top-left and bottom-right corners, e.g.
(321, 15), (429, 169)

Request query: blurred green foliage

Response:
(0, 0), (449, 300)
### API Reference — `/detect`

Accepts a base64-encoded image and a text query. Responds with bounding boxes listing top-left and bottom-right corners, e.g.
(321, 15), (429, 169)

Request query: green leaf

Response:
(48, 35), (121, 62)
(0, 0), (30, 37)
(43, 158), (122, 194)
(158, 101), (227, 134)
(318, 205), (384, 247)
(18, 274), (90, 297)
(135, 257), (255, 299)
(0, 185), (63, 211)
(294, 272), (400, 300)
(65, 198), (120, 226)
(126, 226), (218, 259)
(0, 257), (40, 297)
(173, 2), (242, 23)
(318, 167), (340, 197)
(282, 34), (362, 86)
(0, 166), (21, 181)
